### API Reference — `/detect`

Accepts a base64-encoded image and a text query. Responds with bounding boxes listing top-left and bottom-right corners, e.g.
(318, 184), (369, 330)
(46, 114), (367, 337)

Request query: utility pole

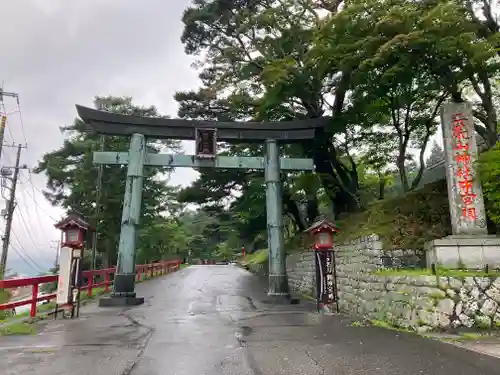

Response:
(91, 135), (104, 270)
(91, 98), (108, 271)
(0, 144), (27, 277)
(0, 88), (19, 164)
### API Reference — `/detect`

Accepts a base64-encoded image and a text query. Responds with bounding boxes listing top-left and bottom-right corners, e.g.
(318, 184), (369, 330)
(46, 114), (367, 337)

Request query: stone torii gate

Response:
(76, 105), (328, 306)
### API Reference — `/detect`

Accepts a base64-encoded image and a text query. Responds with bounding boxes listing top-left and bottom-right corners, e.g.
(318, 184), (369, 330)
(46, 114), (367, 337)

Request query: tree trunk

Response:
(282, 190), (306, 231)
(378, 174), (385, 200)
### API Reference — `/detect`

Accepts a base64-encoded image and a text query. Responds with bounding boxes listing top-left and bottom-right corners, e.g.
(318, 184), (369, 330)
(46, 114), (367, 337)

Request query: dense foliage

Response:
(35, 97), (235, 266)
(32, 0), (500, 269)
(175, 0), (500, 249)
(478, 143), (500, 230)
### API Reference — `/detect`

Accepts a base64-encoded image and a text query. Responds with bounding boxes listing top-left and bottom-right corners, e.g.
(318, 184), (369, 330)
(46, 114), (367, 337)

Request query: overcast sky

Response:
(0, 0), (201, 275)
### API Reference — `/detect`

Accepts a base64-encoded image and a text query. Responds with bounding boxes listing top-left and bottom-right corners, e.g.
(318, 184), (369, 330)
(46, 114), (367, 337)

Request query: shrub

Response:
(478, 143), (500, 229)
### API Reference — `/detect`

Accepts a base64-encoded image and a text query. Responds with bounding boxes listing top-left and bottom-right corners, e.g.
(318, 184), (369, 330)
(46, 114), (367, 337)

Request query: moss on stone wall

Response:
(335, 179), (451, 249)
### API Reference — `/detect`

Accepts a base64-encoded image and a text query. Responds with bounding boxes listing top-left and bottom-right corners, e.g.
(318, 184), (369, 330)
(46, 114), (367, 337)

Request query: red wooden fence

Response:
(0, 259), (181, 317)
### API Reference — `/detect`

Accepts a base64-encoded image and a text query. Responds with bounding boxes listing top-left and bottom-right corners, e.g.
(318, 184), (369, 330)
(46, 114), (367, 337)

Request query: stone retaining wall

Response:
(346, 273), (500, 331)
(286, 252), (315, 297)
(286, 234), (500, 331)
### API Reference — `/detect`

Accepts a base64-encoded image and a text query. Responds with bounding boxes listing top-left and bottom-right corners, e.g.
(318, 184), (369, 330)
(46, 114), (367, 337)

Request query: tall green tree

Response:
(178, 0), (363, 219)
(175, 0), (500, 246)
(35, 96), (180, 266)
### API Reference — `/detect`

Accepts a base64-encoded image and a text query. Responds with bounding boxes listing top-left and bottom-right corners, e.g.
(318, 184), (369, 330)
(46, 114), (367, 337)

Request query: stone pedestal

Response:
(426, 235), (500, 269)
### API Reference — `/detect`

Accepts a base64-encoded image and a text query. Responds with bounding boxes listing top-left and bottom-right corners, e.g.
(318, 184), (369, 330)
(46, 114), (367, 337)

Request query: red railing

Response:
(0, 259), (181, 317)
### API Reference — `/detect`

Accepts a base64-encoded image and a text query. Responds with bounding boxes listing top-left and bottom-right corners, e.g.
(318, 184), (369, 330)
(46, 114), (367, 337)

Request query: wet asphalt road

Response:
(1, 265), (500, 375)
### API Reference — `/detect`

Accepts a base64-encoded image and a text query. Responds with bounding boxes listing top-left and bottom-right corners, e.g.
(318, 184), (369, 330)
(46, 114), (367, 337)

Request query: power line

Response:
(21, 170), (49, 240)
(14, 208), (45, 258)
(14, 95), (28, 147)
(10, 230), (44, 273)
(0, 86), (48, 276)
(15, 176), (54, 251)
(8, 242), (43, 274)
(16, 173), (59, 222)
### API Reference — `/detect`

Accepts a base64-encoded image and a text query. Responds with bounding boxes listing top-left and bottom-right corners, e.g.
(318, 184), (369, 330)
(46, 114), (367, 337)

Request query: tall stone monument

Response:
(426, 102), (500, 269)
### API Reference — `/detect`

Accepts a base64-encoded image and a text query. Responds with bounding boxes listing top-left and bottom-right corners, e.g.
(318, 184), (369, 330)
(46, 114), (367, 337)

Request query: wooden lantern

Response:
(54, 214), (92, 249)
(304, 219), (339, 251)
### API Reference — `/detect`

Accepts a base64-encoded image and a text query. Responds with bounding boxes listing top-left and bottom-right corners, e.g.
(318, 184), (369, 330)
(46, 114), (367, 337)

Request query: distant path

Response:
(9, 287), (32, 302)
(7, 287), (48, 315)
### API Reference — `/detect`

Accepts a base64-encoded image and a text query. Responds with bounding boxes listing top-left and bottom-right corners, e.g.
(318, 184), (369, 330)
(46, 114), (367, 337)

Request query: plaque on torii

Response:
(195, 128), (217, 159)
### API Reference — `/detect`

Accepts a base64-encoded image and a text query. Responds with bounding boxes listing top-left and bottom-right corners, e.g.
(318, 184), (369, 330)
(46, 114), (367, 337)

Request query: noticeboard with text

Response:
(315, 250), (336, 305)
(195, 128), (217, 159)
(56, 247), (72, 304)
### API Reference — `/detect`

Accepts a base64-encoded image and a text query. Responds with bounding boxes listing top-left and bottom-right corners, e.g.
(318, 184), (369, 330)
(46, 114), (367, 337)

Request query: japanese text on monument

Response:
(451, 113), (476, 220)
(441, 102), (487, 235)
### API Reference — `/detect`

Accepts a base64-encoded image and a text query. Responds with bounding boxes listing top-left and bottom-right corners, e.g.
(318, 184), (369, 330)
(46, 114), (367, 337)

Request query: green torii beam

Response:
(93, 152), (314, 171)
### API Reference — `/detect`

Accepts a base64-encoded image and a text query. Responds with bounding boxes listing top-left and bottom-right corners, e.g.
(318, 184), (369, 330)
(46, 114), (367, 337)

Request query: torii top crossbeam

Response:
(75, 105), (329, 142)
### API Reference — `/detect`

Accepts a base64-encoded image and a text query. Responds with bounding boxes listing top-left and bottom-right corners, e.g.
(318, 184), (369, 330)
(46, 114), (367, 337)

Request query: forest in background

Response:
(32, 0), (500, 267)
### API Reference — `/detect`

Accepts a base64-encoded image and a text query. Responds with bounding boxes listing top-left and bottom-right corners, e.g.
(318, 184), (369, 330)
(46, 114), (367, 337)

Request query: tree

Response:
(175, 0), (500, 248)
(478, 143), (500, 231)
(136, 218), (189, 263)
(178, 0), (364, 219)
(40, 265), (59, 294)
(426, 141), (445, 167)
(35, 96), (180, 266)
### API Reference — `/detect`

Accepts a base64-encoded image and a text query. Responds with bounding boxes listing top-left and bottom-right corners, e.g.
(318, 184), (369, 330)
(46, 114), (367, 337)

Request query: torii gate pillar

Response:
(265, 139), (288, 297)
(99, 133), (146, 306)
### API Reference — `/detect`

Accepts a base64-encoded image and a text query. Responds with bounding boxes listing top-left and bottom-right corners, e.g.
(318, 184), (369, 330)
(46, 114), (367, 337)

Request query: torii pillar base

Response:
(98, 295), (144, 307)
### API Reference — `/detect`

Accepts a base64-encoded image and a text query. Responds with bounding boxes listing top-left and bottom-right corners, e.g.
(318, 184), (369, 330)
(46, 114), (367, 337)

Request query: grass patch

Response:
(370, 319), (412, 333)
(0, 289), (10, 320)
(299, 293), (316, 302)
(429, 332), (500, 343)
(374, 268), (500, 278)
(241, 235), (310, 266)
(348, 319), (411, 333)
(180, 264), (190, 269)
(1, 286), (110, 324)
(350, 320), (368, 327)
(0, 322), (35, 336)
(0, 289), (10, 304)
(459, 332), (491, 340)
(334, 179), (451, 249)
(241, 248), (269, 266)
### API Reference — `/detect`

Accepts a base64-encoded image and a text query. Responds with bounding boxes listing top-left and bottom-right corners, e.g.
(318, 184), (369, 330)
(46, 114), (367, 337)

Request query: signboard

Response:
(441, 102), (487, 235)
(195, 128), (217, 159)
(315, 250), (336, 306)
(56, 247), (72, 304)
